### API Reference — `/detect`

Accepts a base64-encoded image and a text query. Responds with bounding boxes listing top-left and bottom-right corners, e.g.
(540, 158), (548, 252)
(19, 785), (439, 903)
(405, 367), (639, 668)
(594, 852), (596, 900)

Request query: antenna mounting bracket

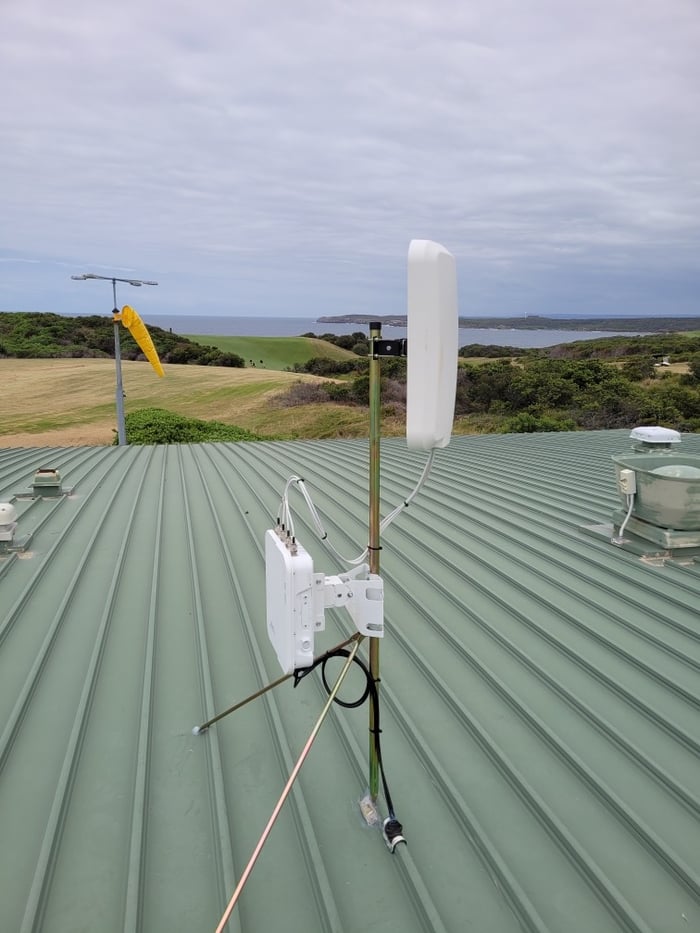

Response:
(321, 564), (384, 637)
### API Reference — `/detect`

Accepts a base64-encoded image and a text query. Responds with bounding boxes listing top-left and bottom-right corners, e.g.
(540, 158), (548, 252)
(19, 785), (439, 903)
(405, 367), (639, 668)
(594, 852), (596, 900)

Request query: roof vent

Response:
(629, 425), (681, 452)
(611, 428), (700, 554)
(0, 502), (18, 551)
(32, 467), (63, 498)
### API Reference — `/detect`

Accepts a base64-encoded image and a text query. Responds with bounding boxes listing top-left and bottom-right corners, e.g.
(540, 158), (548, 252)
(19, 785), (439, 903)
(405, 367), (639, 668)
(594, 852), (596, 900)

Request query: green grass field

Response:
(185, 334), (358, 371)
(0, 357), (400, 447)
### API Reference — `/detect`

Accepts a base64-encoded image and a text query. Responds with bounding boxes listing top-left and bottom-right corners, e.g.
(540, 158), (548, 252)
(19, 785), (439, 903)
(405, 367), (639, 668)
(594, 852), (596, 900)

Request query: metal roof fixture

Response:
(0, 502), (18, 551)
(610, 426), (700, 556)
(32, 467), (63, 498)
(628, 425), (681, 452)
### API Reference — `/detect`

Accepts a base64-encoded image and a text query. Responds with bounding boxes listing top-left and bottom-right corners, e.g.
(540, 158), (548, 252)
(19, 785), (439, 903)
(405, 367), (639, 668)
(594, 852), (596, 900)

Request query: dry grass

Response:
(0, 358), (349, 447)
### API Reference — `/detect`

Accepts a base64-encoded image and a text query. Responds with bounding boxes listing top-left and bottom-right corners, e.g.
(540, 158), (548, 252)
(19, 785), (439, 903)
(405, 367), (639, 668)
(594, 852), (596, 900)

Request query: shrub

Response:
(294, 357), (361, 376)
(349, 374), (370, 405)
(686, 353), (700, 384)
(303, 330), (369, 354)
(504, 413), (576, 433)
(119, 408), (263, 444)
(621, 356), (656, 381)
(325, 382), (352, 402)
(273, 381), (333, 407)
(459, 344), (528, 358)
(381, 378), (406, 407)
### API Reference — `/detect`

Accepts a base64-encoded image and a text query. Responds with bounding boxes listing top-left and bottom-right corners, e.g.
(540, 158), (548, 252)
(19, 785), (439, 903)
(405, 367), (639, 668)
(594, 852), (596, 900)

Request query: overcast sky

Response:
(1, 0), (698, 319)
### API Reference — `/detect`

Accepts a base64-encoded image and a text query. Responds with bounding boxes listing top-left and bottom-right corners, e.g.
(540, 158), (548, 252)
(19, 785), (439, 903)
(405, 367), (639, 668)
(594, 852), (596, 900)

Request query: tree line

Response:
(285, 344), (700, 433)
(0, 312), (245, 367)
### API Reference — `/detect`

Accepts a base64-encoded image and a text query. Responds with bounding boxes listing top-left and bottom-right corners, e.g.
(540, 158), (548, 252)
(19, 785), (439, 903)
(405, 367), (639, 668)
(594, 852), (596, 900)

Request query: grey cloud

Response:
(1, 0), (698, 317)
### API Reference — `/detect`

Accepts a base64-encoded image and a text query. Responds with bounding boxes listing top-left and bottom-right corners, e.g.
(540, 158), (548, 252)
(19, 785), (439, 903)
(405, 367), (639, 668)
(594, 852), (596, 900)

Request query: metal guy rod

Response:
(193, 633), (361, 734)
(214, 635), (363, 933)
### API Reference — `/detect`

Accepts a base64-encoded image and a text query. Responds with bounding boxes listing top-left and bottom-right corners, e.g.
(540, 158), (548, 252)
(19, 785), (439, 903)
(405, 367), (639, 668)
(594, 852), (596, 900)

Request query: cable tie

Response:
(293, 667), (314, 688)
(367, 545), (383, 552)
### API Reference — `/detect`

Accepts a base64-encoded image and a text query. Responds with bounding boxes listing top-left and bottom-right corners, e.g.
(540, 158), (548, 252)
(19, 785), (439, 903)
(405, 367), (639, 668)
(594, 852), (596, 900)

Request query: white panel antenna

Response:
(406, 240), (459, 450)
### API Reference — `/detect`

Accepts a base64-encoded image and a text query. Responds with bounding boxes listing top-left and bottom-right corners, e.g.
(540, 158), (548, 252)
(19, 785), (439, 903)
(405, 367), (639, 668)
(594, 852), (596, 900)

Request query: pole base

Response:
(358, 793), (381, 827)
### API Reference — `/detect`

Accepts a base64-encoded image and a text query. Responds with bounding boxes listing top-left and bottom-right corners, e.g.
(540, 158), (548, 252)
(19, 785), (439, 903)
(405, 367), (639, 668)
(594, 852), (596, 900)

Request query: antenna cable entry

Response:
(291, 643), (405, 845)
(612, 492), (636, 544)
(276, 450), (437, 568)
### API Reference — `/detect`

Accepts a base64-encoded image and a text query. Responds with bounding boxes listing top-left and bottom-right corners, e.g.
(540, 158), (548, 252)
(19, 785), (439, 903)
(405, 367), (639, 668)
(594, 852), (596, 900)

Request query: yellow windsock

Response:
(117, 305), (164, 377)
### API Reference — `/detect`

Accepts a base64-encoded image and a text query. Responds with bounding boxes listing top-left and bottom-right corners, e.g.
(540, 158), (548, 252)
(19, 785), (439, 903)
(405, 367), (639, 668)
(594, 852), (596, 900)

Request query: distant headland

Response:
(316, 314), (700, 333)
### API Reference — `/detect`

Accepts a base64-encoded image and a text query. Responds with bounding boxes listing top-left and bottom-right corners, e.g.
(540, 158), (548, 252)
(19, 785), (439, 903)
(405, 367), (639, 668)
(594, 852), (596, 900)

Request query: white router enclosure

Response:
(265, 530), (385, 675)
(265, 529), (322, 675)
(406, 239), (459, 450)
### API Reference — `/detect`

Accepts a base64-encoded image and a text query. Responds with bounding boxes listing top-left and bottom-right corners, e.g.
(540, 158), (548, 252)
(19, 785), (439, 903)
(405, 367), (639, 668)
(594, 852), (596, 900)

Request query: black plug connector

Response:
(382, 817), (406, 853)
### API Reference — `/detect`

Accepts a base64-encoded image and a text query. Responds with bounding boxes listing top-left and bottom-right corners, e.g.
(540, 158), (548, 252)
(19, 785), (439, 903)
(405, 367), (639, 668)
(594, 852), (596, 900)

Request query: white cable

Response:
(379, 449), (436, 535)
(278, 475), (366, 565)
(280, 477), (297, 540)
(277, 450), (438, 567)
(612, 492), (635, 544)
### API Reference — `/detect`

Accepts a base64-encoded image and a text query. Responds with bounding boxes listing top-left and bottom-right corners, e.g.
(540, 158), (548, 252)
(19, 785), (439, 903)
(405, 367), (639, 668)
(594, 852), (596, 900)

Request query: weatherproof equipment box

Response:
(406, 240), (459, 450)
(265, 529), (320, 674)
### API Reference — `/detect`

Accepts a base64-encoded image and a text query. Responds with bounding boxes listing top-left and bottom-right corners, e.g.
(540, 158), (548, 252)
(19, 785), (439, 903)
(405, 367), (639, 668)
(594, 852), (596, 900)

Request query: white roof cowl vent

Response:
(630, 426), (681, 444)
(629, 426), (681, 452)
(0, 502), (18, 544)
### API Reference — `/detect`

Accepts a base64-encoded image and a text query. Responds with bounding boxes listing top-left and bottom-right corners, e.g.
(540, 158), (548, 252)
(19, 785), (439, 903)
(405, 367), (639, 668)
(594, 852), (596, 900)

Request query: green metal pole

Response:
(368, 321), (382, 800)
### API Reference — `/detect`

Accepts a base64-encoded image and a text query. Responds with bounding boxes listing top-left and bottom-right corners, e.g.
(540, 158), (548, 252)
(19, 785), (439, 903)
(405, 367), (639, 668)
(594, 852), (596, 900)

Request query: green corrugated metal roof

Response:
(0, 431), (699, 933)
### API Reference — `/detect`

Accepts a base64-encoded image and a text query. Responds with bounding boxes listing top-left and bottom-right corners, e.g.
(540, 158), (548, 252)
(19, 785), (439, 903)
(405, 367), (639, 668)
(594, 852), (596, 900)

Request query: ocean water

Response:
(144, 315), (647, 349)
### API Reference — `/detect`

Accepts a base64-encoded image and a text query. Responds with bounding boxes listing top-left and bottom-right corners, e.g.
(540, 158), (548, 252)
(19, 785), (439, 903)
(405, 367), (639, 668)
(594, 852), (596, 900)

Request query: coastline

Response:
(142, 314), (653, 349)
(316, 313), (699, 333)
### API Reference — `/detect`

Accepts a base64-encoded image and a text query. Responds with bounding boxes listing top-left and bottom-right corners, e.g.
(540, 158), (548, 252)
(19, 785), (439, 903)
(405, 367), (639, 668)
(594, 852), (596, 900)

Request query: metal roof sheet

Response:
(0, 430), (699, 933)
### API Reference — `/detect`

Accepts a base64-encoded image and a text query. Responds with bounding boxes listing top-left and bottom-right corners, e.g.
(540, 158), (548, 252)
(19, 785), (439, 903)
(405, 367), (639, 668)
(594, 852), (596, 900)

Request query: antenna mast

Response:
(368, 321), (383, 800)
